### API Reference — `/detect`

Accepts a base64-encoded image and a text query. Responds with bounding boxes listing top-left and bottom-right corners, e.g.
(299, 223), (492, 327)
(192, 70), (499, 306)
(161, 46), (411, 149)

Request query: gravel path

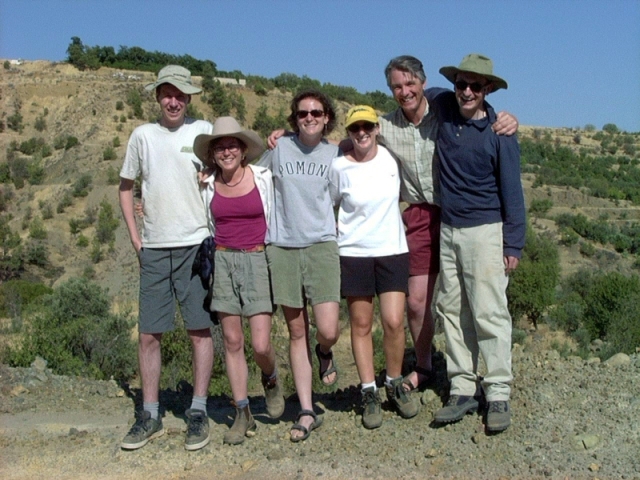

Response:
(1, 329), (639, 480)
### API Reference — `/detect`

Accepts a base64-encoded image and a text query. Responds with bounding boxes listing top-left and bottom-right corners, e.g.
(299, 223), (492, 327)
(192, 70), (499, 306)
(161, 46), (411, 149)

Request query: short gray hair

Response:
(384, 55), (427, 89)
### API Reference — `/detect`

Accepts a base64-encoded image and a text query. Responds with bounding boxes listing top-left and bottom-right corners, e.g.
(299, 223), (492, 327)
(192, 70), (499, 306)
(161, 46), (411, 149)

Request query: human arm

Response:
(267, 129), (296, 149)
(497, 136), (526, 268)
(493, 111), (518, 136)
(119, 178), (142, 253)
(504, 255), (520, 275)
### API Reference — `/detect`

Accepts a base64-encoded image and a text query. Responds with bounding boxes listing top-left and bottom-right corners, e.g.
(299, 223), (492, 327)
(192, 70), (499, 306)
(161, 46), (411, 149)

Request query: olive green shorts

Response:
(266, 241), (340, 308)
(211, 250), (274, 318)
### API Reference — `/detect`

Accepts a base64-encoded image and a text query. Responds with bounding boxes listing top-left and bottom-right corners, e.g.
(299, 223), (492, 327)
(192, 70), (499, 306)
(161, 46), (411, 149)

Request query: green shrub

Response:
(23, 240), (48, 266)
(607, 292), (640, 354)
(579, 241), (596, 257)
(40, 203), (53, 220)
(528, 199), (553, 217)
(507, 228), (560, 328)
(116, 100), (124, 111)
(65, 136), (79, 150)
(4, 278), (137, 381)
(72, 174), (92, 197)
(53, 136), (66, 150)
(106, 166), (120, 185)
(34, 116), (47, 132)
(103, 146), (117, 161)
(95, 199), (119, 244)
(76, 234), (89, 248)
(112, 136), (121, 148)
(29, 217), (47, 239)
(0, 280), (52, 318)
(56, 191), (74, 213)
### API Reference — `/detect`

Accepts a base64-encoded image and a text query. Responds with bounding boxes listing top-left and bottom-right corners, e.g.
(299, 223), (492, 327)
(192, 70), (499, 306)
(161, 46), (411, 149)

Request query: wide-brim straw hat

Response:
(193, 116), (264, 167)
(144, 65), (202, 95)
(439, 53), (508, 91)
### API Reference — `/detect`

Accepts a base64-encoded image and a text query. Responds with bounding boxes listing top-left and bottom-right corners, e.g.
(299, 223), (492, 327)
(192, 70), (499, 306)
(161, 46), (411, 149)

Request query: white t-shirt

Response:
(328, 145), (408, 257)
(120, 118), (213, 248)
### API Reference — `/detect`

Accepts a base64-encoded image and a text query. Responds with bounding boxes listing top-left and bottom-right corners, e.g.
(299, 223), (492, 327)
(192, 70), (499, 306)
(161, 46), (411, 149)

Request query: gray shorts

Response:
(138, 246), (213, 334)
(266, 242), (340, 308)
(211, 249), (274, 317)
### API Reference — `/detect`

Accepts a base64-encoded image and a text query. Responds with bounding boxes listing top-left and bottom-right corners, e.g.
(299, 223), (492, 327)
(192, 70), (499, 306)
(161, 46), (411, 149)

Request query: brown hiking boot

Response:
(223, 405), (256, 445)
(262, 373), (285, 419)
(385, 376), (420, 419)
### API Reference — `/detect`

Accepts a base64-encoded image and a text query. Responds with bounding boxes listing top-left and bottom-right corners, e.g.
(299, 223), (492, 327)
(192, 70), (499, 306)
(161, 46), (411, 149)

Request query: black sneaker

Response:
(185, 408), (210, 451)
(434, 395), (480, 424)
(121, 411), (164, 450)
(361, 386), (382, 429)
(486, 401), (510, 432)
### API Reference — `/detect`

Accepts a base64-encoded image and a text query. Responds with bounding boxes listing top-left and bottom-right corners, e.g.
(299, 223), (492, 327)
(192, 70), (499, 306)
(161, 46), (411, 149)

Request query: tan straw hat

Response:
(193, 117), (264, 167)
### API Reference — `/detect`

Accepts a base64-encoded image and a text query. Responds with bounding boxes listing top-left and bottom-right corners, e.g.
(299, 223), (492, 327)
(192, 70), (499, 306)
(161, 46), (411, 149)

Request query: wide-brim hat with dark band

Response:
(144, 65), (202, 95)
(439, 53), (508, 91)
(193, 116), (264, 168)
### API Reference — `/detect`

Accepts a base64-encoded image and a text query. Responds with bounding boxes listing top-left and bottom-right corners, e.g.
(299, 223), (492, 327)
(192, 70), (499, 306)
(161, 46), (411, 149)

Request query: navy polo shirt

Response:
(426, 88), (525, 258)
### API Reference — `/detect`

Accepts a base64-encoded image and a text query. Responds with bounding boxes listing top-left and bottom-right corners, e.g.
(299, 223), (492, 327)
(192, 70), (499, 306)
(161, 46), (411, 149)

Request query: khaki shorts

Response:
(211, 250), (274, 318)
(266, 242), (340, 308)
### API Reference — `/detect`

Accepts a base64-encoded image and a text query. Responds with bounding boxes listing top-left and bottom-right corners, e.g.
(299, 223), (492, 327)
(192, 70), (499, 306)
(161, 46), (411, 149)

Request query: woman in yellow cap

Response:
(328, 105), (418, 429)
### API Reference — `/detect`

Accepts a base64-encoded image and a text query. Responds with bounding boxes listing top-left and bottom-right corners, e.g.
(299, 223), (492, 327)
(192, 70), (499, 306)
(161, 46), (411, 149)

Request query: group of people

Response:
(118, 52), (525, 451)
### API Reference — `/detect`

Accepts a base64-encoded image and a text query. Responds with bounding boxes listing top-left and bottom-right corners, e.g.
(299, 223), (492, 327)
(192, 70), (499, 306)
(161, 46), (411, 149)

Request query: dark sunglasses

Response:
(296, 109), (325, 120)
(454, 80), (485, 93)
(346, 122), (377, 134)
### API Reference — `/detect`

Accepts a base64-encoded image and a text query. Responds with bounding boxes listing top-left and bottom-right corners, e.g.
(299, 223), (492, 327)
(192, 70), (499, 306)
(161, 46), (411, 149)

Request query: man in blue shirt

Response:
(428, 54), (525, 432)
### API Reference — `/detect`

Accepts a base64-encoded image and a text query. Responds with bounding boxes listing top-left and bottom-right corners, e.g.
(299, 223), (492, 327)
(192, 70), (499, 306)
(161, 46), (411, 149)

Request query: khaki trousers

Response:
(436, 222), (513, 401)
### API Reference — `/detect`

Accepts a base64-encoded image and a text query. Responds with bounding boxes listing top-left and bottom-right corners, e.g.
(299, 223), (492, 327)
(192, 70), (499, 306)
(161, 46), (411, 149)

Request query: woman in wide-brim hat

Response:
(194, 116), (284, 445)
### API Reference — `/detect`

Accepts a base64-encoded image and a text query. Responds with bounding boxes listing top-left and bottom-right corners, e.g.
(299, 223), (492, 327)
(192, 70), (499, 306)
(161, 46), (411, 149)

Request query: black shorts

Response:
(340, 253), (410, 298)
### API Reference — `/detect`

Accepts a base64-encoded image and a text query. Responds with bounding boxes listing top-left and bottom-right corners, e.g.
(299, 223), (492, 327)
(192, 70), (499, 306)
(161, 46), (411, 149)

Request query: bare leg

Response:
(248, 313), (276, 376)
(348, 297), (375, 385)
(379, 291), (407, 379)
(219, 315), (248, 402)
(188, 328), (214, 398)
(313, 301), (340, 385)
(405, 273), (437, 389)
(283, 306), (314, 440)
(139, 332), (162, 403)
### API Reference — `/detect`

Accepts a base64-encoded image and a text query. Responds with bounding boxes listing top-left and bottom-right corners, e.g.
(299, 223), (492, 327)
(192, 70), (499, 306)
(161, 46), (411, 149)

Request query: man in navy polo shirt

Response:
(427, 54), (525, 432)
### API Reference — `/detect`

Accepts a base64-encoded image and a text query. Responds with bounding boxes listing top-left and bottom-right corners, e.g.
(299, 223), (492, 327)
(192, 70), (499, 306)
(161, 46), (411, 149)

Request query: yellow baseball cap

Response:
(345, 105), (378, 128)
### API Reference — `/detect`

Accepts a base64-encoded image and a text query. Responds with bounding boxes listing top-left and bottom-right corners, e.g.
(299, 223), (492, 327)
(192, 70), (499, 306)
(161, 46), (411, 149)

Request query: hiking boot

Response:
(184, 408), (210, 451)
(486, 401), (511, 432)
(361, 386), (382, 429)
(262, 373), (285, 419)
(385, 376), (420, 419)
(434, 395), (480, 424)
(223, 405), (257, 445)
(121, 411), (164, 450)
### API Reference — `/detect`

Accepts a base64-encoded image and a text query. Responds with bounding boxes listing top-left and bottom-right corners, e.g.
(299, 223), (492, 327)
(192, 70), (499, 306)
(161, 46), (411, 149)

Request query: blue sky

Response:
(1, 0), (639, 132)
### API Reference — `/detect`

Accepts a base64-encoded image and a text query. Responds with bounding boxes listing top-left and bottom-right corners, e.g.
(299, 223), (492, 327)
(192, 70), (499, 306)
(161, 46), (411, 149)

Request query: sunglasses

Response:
(296, 109), (325, 120)
(346, 122), (377, 134)
(212, 144), (241, 155)
(454, 80), (486, 93)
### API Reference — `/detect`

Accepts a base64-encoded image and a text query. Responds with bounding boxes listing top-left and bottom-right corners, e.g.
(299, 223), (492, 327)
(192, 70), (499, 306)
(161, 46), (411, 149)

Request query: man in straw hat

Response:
(378, 55), (518, 404)
(119, 65), (214, 451)
(427, 54), (525, 432)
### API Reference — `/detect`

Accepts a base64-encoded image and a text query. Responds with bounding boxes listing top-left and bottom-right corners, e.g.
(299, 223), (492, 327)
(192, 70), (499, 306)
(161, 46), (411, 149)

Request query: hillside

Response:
(1, 60), (639, 307)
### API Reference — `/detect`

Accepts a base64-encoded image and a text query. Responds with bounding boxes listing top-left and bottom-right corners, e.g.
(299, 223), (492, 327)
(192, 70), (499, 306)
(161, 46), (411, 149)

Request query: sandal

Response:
(402, 366), (433, 393)
(290, 409), (323, 443)
(315, 344), (338, 386)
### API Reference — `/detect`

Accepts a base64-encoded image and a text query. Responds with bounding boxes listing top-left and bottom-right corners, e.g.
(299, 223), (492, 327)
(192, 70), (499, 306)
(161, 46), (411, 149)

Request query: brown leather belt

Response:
(215, 245), (265, 253)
